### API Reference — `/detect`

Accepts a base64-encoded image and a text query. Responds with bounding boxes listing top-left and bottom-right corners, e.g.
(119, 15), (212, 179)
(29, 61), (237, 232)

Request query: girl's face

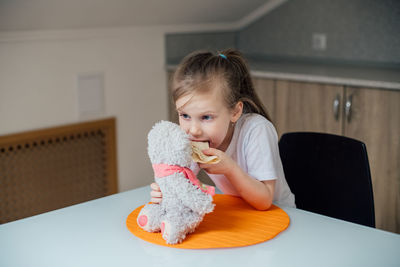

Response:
(176, 85), (242, 152)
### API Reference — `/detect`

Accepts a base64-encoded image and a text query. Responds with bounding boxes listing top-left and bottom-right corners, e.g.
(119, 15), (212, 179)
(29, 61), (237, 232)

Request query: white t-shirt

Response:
(191, 113), (295, 208)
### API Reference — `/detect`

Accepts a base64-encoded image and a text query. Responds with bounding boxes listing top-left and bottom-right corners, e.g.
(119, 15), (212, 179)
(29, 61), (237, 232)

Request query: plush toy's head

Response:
(147, 120), (192, 167)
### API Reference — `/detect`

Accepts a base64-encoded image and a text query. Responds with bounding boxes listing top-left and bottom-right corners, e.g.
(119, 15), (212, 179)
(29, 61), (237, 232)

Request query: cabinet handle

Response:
(345, 94), (353, 123)
(333, 94), (340, 121)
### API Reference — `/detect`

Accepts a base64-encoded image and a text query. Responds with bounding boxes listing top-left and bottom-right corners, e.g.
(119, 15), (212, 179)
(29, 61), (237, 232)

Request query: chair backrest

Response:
(279, 132), (375, 227)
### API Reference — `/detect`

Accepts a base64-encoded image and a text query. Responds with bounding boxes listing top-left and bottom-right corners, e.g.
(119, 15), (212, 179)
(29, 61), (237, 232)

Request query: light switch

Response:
(77, 73), (105, 119)
(312, 33), (327, 51)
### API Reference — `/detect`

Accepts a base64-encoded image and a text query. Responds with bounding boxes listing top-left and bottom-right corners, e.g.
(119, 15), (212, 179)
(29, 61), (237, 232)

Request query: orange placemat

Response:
(126, 194), (290, 249)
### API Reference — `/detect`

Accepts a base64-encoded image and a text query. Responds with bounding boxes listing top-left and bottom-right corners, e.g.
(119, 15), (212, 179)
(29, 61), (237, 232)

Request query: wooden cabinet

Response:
(274, 80), (343, 136)
(344, 87), (400, 233)
(253, 78), (276, 122)
(255, 77), (400, 233)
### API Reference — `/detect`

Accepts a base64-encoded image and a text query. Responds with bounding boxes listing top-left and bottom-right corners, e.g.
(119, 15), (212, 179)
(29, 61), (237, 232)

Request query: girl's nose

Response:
(189, 122), (202, 137)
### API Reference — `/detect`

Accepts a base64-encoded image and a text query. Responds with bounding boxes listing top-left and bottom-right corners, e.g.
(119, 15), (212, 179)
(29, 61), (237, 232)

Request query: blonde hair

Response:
(171, 48), (271, 121)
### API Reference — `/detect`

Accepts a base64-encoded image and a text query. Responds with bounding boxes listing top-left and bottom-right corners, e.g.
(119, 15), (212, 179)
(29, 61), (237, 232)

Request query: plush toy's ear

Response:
(147, 120), (192, 167)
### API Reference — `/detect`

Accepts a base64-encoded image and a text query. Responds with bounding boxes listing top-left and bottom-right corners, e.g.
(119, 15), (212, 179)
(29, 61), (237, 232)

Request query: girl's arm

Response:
(226, 163), (275, 210)
(200, 148), (275, 210)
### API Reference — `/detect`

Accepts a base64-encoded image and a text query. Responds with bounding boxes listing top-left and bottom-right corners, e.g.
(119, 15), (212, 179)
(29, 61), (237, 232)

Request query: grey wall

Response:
(239, 0), (400, 66)
(166, 0), (400, 67)
(166, 32), (237, 64)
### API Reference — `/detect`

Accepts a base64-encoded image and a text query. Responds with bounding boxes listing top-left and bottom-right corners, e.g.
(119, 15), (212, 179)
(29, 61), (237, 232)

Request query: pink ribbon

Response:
(152, 163), (215, 196)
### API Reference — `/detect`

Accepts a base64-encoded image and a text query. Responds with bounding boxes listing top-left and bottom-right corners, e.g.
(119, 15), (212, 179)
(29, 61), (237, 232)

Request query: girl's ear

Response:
(231, 101), (243, 123)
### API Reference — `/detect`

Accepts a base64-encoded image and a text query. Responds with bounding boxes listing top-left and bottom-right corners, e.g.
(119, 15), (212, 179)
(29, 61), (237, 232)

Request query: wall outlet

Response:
(312, 33), (327, 51)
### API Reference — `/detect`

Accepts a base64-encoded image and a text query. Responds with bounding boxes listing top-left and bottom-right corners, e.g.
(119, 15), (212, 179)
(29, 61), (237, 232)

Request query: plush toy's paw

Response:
(160, 220), (185, 245)
(160, 221), (170, 240)
(160, 212), (203, 245)
(138, 214), (148, 227)
(137, 204), (163, 232)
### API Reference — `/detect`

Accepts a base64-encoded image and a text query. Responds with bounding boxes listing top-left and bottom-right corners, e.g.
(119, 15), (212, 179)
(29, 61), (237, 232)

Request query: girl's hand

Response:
(198, 148), (237, 175)
(150, 182), (162, 203)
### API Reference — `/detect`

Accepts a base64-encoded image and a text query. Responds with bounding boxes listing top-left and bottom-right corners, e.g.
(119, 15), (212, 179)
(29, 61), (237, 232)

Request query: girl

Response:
(151, 48), (295, 210)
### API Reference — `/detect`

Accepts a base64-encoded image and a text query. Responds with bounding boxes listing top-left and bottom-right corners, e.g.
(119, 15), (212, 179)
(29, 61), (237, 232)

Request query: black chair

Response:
(279, 132), (375, 227)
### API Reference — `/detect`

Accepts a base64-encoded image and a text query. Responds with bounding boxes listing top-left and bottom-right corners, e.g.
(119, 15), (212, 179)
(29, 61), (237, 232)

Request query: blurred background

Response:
(0, 0), (399, 232)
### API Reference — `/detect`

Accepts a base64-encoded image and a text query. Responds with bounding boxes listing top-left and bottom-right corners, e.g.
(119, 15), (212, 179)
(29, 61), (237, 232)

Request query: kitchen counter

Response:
(166, 59), (400, 90)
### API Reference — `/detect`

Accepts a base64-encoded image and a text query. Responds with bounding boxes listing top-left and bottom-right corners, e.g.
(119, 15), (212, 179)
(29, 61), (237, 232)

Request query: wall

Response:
(0, 27), (168, 192)
(238, 0), (400, 66)
(165, 0), (400, 68)
(166, 31), (237, 64)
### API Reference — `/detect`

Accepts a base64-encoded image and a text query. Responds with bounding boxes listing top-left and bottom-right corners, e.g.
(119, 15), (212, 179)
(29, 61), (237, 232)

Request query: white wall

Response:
(0, 27), (169, 192)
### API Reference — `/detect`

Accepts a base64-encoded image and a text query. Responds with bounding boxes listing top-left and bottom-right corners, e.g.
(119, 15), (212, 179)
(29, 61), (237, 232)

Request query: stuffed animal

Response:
(137, 120), (215, 244)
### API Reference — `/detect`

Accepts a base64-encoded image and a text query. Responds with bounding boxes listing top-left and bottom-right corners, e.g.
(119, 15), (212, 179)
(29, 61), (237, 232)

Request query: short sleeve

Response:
(243, 121), (281, 181)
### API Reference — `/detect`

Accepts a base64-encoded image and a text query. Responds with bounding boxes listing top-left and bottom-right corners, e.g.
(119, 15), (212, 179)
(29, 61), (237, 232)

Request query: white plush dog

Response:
(137, 120), (215, 244)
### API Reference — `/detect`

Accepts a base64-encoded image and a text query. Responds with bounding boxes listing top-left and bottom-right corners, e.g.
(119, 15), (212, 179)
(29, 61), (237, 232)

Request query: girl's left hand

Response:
(198, 148), (237, 175)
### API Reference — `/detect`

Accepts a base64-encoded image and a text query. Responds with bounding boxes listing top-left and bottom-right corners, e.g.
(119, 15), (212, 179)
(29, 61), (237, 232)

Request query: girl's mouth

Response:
(191, 140), (211, 146)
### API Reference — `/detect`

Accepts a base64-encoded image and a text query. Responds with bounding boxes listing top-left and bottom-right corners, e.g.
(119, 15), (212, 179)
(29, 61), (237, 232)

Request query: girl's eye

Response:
(202, 115), (212, 121)
(180, 113), (190, 119)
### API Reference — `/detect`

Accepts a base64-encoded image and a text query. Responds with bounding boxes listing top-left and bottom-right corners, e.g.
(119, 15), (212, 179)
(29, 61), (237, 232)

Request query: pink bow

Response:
(152, 163), (215, 196)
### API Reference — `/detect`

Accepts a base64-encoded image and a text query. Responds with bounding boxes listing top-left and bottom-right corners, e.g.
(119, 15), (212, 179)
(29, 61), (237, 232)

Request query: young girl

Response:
(151, 48), (295, 210)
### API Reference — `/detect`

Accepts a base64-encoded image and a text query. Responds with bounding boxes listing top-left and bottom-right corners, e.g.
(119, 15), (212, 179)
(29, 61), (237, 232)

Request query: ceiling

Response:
(0, 0), (272, 31)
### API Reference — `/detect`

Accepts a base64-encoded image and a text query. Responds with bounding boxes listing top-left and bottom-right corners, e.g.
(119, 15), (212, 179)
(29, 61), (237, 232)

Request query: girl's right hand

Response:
(199, 147), (237, 176)
(150, 182), (162, 203)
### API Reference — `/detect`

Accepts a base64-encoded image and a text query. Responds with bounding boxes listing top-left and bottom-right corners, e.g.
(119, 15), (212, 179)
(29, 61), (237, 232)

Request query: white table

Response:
(1, 186), (399, 267)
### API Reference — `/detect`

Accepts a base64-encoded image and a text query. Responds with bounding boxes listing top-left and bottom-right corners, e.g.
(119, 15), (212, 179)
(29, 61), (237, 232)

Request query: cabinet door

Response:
(344, 87), (400, 233)
(253, 78), (276, 123)
(275, 80), (343, 137)
(167, 71), (179, 123)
